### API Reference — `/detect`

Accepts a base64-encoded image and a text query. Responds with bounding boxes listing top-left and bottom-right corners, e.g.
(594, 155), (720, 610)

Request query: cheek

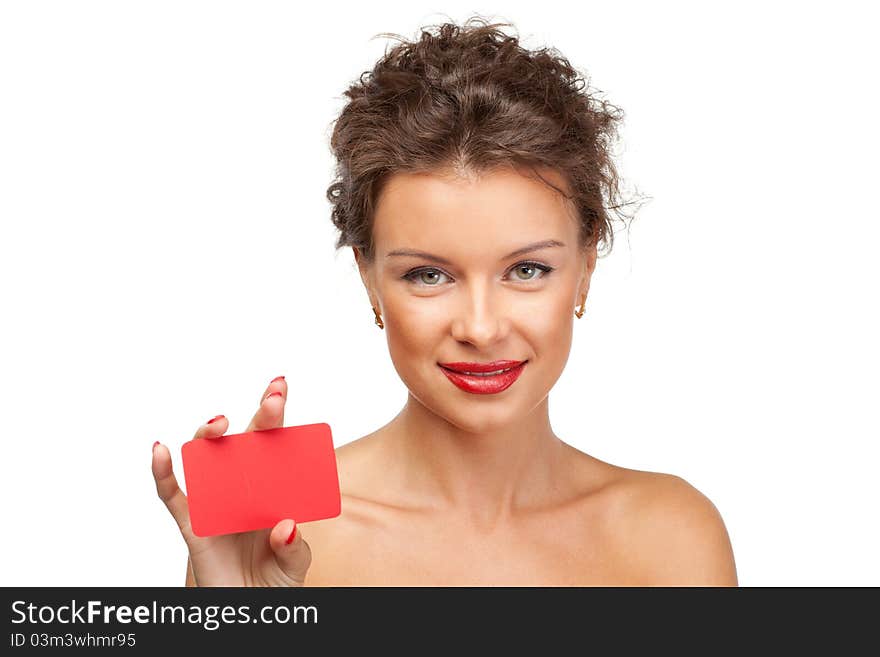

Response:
(527, 293), (575, 370)
(381, 294), (444, 374)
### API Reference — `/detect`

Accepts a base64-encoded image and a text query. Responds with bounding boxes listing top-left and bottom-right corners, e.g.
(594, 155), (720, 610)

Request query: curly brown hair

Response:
(325, 15), (640, 264)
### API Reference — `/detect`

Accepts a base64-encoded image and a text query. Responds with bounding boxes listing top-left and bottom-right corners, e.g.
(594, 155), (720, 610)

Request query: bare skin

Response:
(173, 391), (737, 586)
(160, 165), (738, 586)
(302, 426), (738, 586)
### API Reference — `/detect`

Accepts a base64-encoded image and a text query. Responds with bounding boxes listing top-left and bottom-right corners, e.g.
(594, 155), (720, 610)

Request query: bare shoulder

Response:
(294, 432), (394, 585)
(602, 467), (738, 586)
(299, 432), (382, 533)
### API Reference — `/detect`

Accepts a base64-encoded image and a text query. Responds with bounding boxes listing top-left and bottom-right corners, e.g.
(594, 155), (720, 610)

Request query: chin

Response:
(426, 389), (533, 435)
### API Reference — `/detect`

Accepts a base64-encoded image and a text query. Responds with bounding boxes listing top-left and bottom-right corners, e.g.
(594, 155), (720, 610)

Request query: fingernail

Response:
(206, 414), (225, 424)
(266, 392), (282, 400)
(152, 440), (160, 453)
(285, 522), (297, 545)
(271, 375), (285, 383)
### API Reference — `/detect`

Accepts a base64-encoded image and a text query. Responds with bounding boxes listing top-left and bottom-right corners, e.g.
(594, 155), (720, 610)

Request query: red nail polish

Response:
(152, 440), (160, 451)
(271, 376), (285, 383)
(285, 523), (297, 545)
(266, 392), (282, 399)
(207, 414), (224, 424)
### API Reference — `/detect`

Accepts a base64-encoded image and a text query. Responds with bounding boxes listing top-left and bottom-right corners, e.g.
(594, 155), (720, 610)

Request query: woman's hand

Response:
(151, 376), (312, 586)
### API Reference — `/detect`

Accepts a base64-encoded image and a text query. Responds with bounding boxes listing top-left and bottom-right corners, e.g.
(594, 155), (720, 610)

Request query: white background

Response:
(1, 1), (877, 586)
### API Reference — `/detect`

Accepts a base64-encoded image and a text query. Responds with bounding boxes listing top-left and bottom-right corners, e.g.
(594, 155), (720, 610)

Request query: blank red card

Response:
(181, 422), (341, 537)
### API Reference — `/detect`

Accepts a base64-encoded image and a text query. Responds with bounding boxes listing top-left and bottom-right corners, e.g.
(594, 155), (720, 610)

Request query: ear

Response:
(352, 247), (379, 309)
(578, 243), (598, 303)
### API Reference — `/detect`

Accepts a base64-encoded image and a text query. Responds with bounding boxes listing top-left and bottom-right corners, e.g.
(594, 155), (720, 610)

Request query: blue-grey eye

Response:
(513, 263), (540, 280)
(403, 261), (553, 287)
(510, 261), (554, 281)
(411, 269), (448, 286)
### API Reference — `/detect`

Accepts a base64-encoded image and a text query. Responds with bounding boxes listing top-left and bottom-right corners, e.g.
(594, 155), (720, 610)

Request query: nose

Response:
(449, 279), (507, 347)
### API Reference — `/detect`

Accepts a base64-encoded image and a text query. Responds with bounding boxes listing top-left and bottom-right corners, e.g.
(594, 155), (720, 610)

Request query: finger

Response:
(193, 414), (229, 440)
(268, 519), (312, 586)
(151, 441), (199, 546)
(245, 375), (287, 432)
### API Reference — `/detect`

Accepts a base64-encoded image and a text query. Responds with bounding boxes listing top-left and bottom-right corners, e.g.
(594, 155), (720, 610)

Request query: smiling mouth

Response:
(437, 361), (528, 395)
(440, 366), (515, 376)
(437, 359), (527, 374)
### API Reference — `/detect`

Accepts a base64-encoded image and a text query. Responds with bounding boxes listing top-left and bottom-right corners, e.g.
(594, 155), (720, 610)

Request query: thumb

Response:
(268, 519), (312, 586)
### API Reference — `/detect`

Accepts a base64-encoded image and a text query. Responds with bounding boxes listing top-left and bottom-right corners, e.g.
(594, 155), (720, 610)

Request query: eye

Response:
(510, 261), (553, 281)
(406, 269), (451, 286)
(402, 261), (554, 287)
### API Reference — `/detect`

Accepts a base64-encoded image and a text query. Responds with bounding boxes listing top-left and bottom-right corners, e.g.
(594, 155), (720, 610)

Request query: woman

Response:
(151, 17), (738, 586)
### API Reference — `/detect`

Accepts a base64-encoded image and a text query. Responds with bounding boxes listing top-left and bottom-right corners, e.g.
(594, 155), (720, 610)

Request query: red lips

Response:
(438, 361), (528, 394)
(437, 360), (526, 373)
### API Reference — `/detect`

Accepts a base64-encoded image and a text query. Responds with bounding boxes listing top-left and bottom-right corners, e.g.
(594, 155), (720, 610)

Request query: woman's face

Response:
(355, 166), (597, 434)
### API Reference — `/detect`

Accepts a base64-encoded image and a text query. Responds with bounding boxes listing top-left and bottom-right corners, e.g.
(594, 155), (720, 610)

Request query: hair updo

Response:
(325, 15), (639, 264)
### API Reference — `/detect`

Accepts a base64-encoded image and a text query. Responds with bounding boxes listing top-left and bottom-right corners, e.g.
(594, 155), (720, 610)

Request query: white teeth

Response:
(462, 368), (510, 376)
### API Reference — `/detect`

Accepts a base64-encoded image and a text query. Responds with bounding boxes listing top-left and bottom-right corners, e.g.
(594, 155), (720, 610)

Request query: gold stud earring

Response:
(372, 306), (384, 329)
(575, 299), (586, 319)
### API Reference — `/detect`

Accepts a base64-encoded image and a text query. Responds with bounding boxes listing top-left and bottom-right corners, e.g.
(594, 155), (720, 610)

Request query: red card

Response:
(181, 422), (341, 537)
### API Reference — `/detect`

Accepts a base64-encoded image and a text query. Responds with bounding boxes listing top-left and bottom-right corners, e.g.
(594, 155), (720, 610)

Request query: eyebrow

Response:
(385, 239), (566, 265)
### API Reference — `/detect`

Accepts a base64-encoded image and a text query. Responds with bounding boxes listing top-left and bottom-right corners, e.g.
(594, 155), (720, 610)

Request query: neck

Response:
(381, 391), (566, 529)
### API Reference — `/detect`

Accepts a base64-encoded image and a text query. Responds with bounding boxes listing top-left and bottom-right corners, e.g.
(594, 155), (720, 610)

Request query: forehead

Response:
(372, 167), (577, 252)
